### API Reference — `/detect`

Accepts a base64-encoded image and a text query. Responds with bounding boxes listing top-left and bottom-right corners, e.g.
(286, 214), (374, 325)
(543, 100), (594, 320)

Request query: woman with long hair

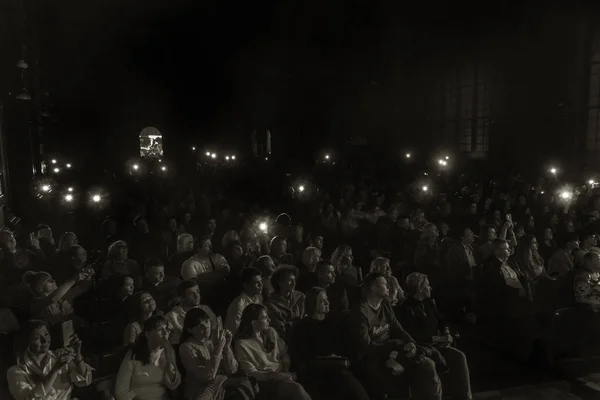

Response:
(234, 304), (311, 400)
(369, 257), (403, 306)
(7, 320), (92, 400)
(123, 291), (162, 345)
(330, 245), (361, 287)
(514, 234), (547, 299)
(115, 315), (181, 400)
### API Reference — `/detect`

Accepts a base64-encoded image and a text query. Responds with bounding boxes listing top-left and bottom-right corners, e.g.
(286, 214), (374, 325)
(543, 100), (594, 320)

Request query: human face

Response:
(318, 264), (336, 286)
(544, 228), (553, 241)
(207, 219), (217, 233)
(315, 291), (330, 315)
(587, 235), (599, 248)
(145, 321), (169, 345)
(29, 325), (51, 354)
(343, 249), (354, 265)
(279, 272), (296, 293)
(420, 278), (432, 299)
(182, 236), (194, 252)
(377, 261), (392, 277)
(313, 236), (323, 250)
(39, 274), (57, 295)
(116, 243), (128, 261)
(140, 293), (156, 314)
(252, 309), (270, 333)
(184, 285), (201, 307)
(146, 266), (165, 285)
(190, 318), (211, 341)
(121, 277), (135, 297)
(462, 228), (475, 245)
(244, 274), (263, 297)
(371, 277), (390, 299)
(231, 244), (244, 260)
(495, 242), (511, 260)
(168, 218), (177, 231)
(276, 239), (287, 254)
(530, 238), (539, 252)
(468, 203), (477, 215)
(198, 239), (212, 256)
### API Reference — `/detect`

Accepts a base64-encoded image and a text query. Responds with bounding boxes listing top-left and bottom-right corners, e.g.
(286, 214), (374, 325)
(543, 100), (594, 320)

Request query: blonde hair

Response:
(107, 240), (128, 260)
(176, 234), (193, 252)
(369, 257), (390, 274)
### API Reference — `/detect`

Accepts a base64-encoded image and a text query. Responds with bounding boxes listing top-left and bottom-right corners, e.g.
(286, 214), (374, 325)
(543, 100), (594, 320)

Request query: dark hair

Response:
(14, 319), (48, 365)
(179, 307), (210, 344)
(130, 315), (167, 365)
(253, 257), (274, 278)
(34, 224), (51, 234)
(269, 236), (287, 251)
(168, 280), (200, 310)
(22, 271), (52, 293)
(271, 266), (297, 293)
(144, 259), (164, 274)
(193, 235), (212, 249)
(236, 304), (274, 350)
(305, 287), (327, 317)
(362, 272), (386, 294)
(492, 238), (508, 247)
(241, 267), (262, 285)
(129, 291), (155, 323)
(315, 260), (334, 275)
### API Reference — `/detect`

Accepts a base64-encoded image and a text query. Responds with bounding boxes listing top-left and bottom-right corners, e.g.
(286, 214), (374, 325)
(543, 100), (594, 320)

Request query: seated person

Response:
(396, 273), (472, 400)
(7, 320), (93, 400)
(547, 233), (578, 278)
(100, 241), (141, 280)
(165, 280), (218, 345)
(97, 275), (135, 323)
(289, 287), (370, 400)
(297, 247), (321, 293)
(314, 260), (349, 316)
(225, 267), (263, 335)
(179, 308), (254, 400)
(141, 259), (181, 312)
(353, 272), (442, 400)
(234, 304), (311, 400)
(369, 257), (403, 306)
(167, 234), (194, 278)
(115, 315), (181, 400)
(265, 266), (305, 339)
(181, 236), (230, 281)
(124, 292), (163, 345)
(573, 252), (600, 311)
(269, 236), (295, 266)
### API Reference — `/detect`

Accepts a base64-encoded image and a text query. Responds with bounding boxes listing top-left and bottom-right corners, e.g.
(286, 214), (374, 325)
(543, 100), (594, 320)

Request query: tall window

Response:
(444, 65), (490, 154)
(587, 32), (600, 150)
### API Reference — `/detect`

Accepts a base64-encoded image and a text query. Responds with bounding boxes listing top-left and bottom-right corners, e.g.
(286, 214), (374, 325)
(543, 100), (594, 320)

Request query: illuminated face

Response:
(29, 325), (51, 354)
(184, 285), (201, 307)
(315, 291), (330, 315)
(244, 275), (263, 297)
(122, 277), (135, 297)
(146, 266), (165, 285)
(140, 293), (156, 314)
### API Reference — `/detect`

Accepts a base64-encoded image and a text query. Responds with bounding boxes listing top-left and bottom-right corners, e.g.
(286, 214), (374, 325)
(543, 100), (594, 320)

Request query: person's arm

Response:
(199, 255), (231, 280)
(7, 363), (64, 400)
(224, 300), (243, 335)
(114, 353), (137, 400)
(222, 345), (238, 375)
(234, 340), (275, 381)
(179, 342), (224, 382)
(181, 259), (196, 281)
(123, 322), (140, 346)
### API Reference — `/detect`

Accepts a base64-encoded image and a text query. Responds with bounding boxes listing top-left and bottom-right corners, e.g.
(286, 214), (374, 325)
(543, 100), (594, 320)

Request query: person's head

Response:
(67, 245), (87, 269)
(398, 217), (410, 230)
(302, 247), (322, 269)
(362, 272), (389, 300)
(177, 234), (194, 252)
(35, 224), (53, 243)
(0, 230), (16, 253)
(493, 239), (511, 260)
(520, 234), (538, 252)
(467, 202), (477, 215)
(206, 218), (217, 234)
(180, 307), (212, 343)
(305, 287), (329, 318)
(226, 240), (244, 261)
(114, 275), (135, 299)
(130, 291), (156, 321)
(271, 266), (297, 295)
(58, 232), (78, 251)
(144, 259), (165, 285)
(492, 210), (501, 221)
(254, 255), (276, 277)
(194, 235), (212, 257)
(405, 272), (432, 300)
(134, 217), (149, 234)
(482, 225), (497, 242)
(167, 216), (177, 231)
(130, 315), (169, 365)
(108, 240), (128, 262)
(269, 236), (288, 256)
(177, 280), (201, 308)
(543, 227), (553, 242)
(222, 230), (241, 250)
(309, 235), (324, 250)
(276, 213), (292, 227)
(561, 232), (579, 251)
(241, 267), (263, 297)
(369, 257), (392, 277)
(437, 222), (450, 237)
(460, 227), (476, 246)
(582, 233), (598, 249)
(420, 223), (439, 240)
(23, 271), (57, 296)
(331, 245), (353, 267)
(388, 205), (400, 221)
(583, 252), (600, 273)
(315, 260), (336, 286)
(14, 320), (50, 363)
(237, 303), (270, 339)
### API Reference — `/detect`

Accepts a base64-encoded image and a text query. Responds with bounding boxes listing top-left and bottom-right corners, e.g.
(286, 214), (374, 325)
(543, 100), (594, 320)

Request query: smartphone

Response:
(61, 320), (74, 347)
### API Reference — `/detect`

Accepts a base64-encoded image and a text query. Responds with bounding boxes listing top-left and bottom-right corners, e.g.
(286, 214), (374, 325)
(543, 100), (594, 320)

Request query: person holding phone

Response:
(7, 320), (92, 400)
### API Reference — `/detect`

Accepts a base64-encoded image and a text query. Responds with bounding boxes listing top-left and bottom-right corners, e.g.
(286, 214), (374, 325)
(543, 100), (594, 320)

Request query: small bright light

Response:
(41, 185), (51, 192)
(66, 163), (71, 168)
(298, 185), (305, 193)
(441, 160), (447, 166)
(192, 146), (196, 151)
(158, 159), (162, 163)
(53, 167), (60, 173)
(265, 157), (269, 161)
(438, 159), (444, 165)
(541, 191), (545, 194)
(424, 172), (428, 176)
(231, 155), (236, 160)
(51, 159), (57, 164)
(205, 151), (210, 156)
(64, 194), (73, 202)
(211, 153), (217, 159)
(445, 156), (450, 160)
(589, 179), (596, 185)
(422, 185), (429, 192)
(325, 154), (330, 160)
(132, 164), (139, 170)
(225, 156), (230, 161)
(161, 166), (167, 171)
(549, 167), (557, 175)
(92, 194), (101, 203)
(405, 153), (411, 158)
(559, 191), (572, 200)
(259, 222), (268, 233)
(67, 187), (74, 192)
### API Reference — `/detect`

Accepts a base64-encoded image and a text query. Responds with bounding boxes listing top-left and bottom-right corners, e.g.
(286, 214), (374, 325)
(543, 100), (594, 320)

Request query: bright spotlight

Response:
(66, 163), (72, 168)
(41, 184), (51, 192)
(132, 164), (139, 171)
(51, 159), (57, 164)
(205, 151), (210, 156)
(422, 185), (429, 192)
(445, 156), (450, 160)
(324, 154), (330, 160)
(231, 155), (236, 160)
(225, 156), (230, 161)
(589, 179), (596, 186)
(192, 146), (196, 151)
(91, 194), (101, 203)
(161, 166), (167, 171)
(559, 190), (572, 200)
(67, 187), (74, 192)
(211, 153), (217, 159)
(298, 185), (305, 193)
(64, 194), (73, 202)
(405, 153), (411, 159)
(549, 167), (558, 175)
(53, 167), (60, 173)
(437, 159), (444, 165)
(265, 157), (269, 161)
(258, 222), (268, 233)
(158, 159), (162, 163)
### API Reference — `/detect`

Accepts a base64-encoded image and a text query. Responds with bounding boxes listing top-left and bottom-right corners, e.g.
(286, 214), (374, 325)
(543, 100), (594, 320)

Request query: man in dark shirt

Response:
(315, 260), (349, 314)
(141, 259), (180, 311)
(354, 272), (442, 400)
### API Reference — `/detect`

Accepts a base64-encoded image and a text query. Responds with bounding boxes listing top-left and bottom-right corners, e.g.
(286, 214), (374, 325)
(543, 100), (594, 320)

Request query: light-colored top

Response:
(30, 297), (73, 327)
(7, 350), (93, 400)
(181, 254), (230, 280)
(234, 328), (287, 378)
(123, 321), (143, 346)
(179, 339), (238, 400)
(166, 305), (217, 345)
(574, 270), (600, 312)
(115, 348), (181, 400)
(225, 292), (263, 335)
